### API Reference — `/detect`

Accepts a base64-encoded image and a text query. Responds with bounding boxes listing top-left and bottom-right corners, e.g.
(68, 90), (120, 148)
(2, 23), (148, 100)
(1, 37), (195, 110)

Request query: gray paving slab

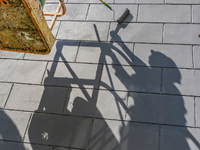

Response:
(138, 5), (191, 23)
(0, 83), (12, 108)
(76, 42), (133, 65)
(115, 0), (164, 3)
(24, 114), (92, 149)
(0, 110), (31, 142)
(43, 62), (102, 88)
(127, 93), (194, 126)
(100, 65), (161, 92)
(133, 44), (193, 68)
(194, 46), (200, 68)
(196, 97), (200, 127)
(5, 84), (68, 114)
(162, 68), (200, 96)
(44, 4), (89, 21)
(160, 125), (200, 150)
(166, 0), (200, 4)
(47, 21), (60, 37)
(192, 5), (200, 23)
(0, 60), (47, 84)
(87, 4), (137, 22)
(57, 22), (110, 41)
(89, 119), (159, 150)
(24, 41), (79, 62)
(63, 88), (128, 120)
(163, 24), (200, 44)
(68, 0), (114, 3)
(0, 50), (24, 59)
(108, 23), (163, 43)
(0, 141), (53, 150)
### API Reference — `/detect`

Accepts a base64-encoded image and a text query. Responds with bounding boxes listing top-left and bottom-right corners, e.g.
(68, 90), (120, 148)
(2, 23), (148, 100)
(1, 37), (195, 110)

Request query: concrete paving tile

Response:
(76, 42), (133, 65)
(192, 5), (200, 23)
(194, 46), (200, 68)
(160, 125), (200, 150)
(24, 114), (92, 149)
(127, 93), (194, 126)
(115, 0), (164, 3)
(43, 62), (102, 88)
(47, 21), (60, 37)
(63, 88), (128, 120)
(0, 83), (12, 108)
(0, 141), (53, 150)
(0, 60), (47, 84)
(5, 84), (68, 114)
(196, 97), (200, 127)
(162, 68), (200, 96)
(87, 5), (137, 22)
(44, 4), (89, 21)
(108, 23), (163, 43)
(57, 22), (110, 41)
(0, 110), (31, 142)
(133, 44), (193, 68)
(166, 0), (200, 4)
(87, 4), (114, 21)
(24, 41), (79, 62)
(0, 50), (24, 59)
(164, 24), (200, 44)
(100, 65), (161, 92)
(89, 119), (159, 150)
(138, 5), (191, 23)
(68, 0), (114, 3)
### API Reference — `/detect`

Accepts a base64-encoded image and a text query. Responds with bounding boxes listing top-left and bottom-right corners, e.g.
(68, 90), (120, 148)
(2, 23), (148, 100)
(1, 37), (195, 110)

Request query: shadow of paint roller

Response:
(99, 0), (130, 24)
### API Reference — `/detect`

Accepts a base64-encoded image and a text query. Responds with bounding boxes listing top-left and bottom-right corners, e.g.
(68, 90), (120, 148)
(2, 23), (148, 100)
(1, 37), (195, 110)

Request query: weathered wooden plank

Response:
(0, 0), (55, 54)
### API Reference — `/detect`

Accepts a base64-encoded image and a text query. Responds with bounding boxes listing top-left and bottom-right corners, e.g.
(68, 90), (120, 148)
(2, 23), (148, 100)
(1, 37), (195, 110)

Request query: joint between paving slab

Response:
(85, 4), (90, 21)
(61, 88), (70, 114)
(22, 113), (33, 142)
(2, 80), (200, 98)
(191, 5), (193, 23)
(162, 24), (165, 43)
(192, 45), (195, 68)
(40, 61), (49, 85)
(132, 43), (135, 63)
(87, 118), (94, 149)
(158, 125), (161, 150)
(3, 84), (14, 108)
(106, 22), (112, 42)
(97, 64), (104, 89)
(125, 91), (130, 120)
(2, 107), (200, 129)
(22, 53), (26, 60)
(74, 41), (81, 62)
(136, 5), (139, 22)
(160, 68), (163, 93)
(55, 21), (62, 39)
(194, 97), (197, 127)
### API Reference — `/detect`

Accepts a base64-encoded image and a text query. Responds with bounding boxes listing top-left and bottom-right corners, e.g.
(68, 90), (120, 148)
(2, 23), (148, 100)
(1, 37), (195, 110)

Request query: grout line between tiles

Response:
(3, 84), (14, 108)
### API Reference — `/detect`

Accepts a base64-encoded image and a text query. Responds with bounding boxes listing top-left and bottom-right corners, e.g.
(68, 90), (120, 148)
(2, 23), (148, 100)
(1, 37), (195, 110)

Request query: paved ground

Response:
(1, 0), (200, 149)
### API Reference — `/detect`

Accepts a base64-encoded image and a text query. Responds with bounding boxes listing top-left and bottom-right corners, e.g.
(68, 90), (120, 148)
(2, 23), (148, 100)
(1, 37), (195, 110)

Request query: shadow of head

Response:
(149, 50), (181, 84)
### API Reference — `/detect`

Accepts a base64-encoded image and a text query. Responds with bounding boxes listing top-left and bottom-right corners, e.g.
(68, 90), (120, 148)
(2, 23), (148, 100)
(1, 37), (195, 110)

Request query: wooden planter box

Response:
(0, 0), (55, 54)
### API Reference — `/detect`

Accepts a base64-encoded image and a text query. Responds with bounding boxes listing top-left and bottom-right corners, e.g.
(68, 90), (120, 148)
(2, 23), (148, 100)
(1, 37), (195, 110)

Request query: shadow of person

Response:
(27, 14), (200, 150)
(123, 50), (200, 150)
(0, 110), (26, 150)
